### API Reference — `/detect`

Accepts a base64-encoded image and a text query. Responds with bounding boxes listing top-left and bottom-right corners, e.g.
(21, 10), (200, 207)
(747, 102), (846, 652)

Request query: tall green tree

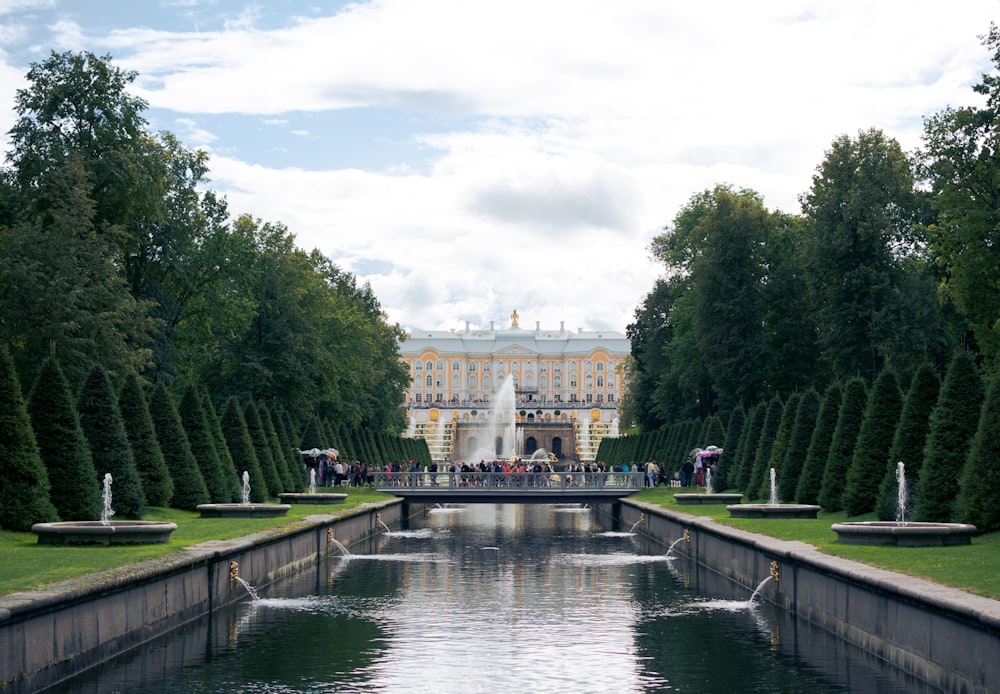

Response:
(27, 356), (101, 521)
(118, 372), (173, 507)
(818, 378), (868, 512)
(77, 366), (146, 518)
(921, 25), (1000, 371)
(802, 129), (920, 381)
(0, 346), (59, 530)
(914, 351), (983, 522)
(148, 382), (209, 510)
(842, 370), (904, 516)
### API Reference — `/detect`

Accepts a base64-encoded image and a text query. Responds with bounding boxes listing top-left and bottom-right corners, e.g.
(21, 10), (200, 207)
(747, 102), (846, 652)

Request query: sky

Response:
(0, 1), (997, 335)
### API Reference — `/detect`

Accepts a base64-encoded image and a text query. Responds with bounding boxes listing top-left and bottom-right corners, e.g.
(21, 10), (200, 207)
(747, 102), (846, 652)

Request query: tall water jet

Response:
(482, 377), (517, 459)
(100, 473), (114, 526)
(241, 470), (251, 505)
(768, 467), (778, 506)
(895, 461), (908, 525)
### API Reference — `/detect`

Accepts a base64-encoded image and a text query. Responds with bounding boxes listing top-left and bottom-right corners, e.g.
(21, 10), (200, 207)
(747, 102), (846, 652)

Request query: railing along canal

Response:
(373, 470), (645, 495)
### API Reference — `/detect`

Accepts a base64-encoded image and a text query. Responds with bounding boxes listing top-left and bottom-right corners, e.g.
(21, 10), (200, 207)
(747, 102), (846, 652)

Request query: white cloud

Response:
(0, 0), (996, 333)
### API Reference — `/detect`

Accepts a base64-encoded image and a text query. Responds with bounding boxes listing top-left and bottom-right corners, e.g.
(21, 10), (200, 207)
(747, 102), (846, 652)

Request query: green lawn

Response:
(0, 488), (392, 595)
(632, 487), (1000, 600)
(3, 487), (998, 601)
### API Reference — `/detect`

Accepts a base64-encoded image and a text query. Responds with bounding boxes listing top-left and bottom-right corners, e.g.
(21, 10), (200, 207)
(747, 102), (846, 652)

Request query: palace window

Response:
(452, 362), (460, 370)
(425, 360), (433, 371)
(425, 375), (433, 387)
(597, 375), (604, 388)
(570, 377), (577, 388)
(597, 362), (604, 372)
(468, 375), (476, 389)
(452, 374), (460, 389)
(469, 362), (477, 371)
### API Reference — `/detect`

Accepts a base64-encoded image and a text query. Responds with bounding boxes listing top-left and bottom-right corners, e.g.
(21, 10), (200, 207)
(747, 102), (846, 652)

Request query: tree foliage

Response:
(76, 366), (146, 518)
(818, 378), (868, 512)
(0, 346), (59, 530)
(118, 372), (173, 507)
(27, 356), (101, 521)
(842, 370), (903, 516)
(914, 351), (983, 522)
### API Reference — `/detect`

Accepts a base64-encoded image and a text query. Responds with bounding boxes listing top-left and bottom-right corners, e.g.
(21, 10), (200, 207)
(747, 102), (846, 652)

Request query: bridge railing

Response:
(373, 470), (645, 491)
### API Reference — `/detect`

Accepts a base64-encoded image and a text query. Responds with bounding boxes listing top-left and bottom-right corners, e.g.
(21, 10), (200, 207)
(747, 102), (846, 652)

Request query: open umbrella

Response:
(688, 448), (703, 458)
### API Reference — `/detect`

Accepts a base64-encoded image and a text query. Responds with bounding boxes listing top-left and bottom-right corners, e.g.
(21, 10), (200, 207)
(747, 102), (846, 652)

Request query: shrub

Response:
(777, 389), (821, 502)
(875, 363), (940, 520)
(27, 356), (101, 521)
(843, 370), (903, 517)
(914, 351), (983, 522)
(795, 383), (842, 504)
(0, 346), (58, 530)
(118, 373), (173, 507)
(77, 366), (146, 518)
(148, 382), (209, 510)
(818, 378), (868, 512)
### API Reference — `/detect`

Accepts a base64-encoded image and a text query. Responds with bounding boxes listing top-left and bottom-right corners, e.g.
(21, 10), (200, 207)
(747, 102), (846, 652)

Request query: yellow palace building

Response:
(398, 310), (630, 464)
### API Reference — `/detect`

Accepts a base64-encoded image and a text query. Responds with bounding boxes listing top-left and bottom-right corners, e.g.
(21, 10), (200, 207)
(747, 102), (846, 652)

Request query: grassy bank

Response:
(632, 487), (1000, 600)
(0, 488), (392, 595)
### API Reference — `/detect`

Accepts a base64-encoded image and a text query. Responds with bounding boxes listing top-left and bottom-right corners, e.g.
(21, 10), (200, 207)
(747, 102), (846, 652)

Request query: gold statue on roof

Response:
(511, 309), (519, 327)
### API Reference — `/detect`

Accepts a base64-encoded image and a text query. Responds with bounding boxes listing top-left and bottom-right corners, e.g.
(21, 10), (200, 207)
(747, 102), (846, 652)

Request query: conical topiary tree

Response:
(795, 382), (842, 504)
(259, 402), (295, 492)
(732, 404), (765, 492)
(818, 378), (868, 512)
(300, 416), (323, 451)
(27, 356), (101, 521)
(842, 370), (903, 517)
(712, 405), (745, 492)
(244, 400), (281, 498)
(0, 345), (59, 530)
(77, 366), (146, 518)
(220, 397), (268, 502)
(758, 392), (800, 500)
(956, 373), (1000, 532)
(203, 392), (240, 501)
(777, 389), (821, 503)
(149, 382), (209, 510)
(179, 385), (230, 503)
(118, 372), (173, 507)
(745, 397), (784, 500)
(914, 351), (983, 522)
(875, 363), (940, 520)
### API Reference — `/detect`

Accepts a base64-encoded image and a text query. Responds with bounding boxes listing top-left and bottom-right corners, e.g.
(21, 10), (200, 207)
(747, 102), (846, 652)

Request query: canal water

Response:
(62, 504), (930, 692)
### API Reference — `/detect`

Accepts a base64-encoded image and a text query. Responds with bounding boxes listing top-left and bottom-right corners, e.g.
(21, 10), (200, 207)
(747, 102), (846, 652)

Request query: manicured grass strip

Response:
(632, 487), (1000, 600)
(0, 489), (392, 595)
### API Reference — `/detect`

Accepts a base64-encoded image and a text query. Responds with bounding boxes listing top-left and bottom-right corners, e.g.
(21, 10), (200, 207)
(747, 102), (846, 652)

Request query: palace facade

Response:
(398, 311), (630, 463)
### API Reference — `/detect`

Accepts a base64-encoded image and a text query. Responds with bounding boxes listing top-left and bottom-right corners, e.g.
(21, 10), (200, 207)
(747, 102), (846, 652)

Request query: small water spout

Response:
(100, 472), (114, 526)
(235, 576), (260, 601)
(309, 468), (317, 495)
(241, 470), (251, 506)
(749, 575), (773, 604)
(666, 537), (685, 557)
(327, 528), (351, 555)
(376, 512), (391, 533)
(704, 467), (714, 495)
(767, 467), (778, 506)
(895, 461), (908, 526)
(629, 513), (645, 534)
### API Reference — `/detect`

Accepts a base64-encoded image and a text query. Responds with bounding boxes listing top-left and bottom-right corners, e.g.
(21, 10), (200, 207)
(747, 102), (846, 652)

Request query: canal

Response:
(60, 504), (930, 692)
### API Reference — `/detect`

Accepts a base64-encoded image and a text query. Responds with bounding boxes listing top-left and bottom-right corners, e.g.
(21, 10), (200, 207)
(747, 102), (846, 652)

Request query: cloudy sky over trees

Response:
(1, 0), (995, 332)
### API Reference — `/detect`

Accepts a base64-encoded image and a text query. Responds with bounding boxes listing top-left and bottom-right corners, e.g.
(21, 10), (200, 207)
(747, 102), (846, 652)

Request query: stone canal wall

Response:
(0, 500), (402, 694)
(618, 499), (1000, 693)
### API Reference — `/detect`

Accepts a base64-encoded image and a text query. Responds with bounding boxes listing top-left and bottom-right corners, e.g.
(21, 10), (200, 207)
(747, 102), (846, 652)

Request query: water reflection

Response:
(62, 503), (930, 693)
